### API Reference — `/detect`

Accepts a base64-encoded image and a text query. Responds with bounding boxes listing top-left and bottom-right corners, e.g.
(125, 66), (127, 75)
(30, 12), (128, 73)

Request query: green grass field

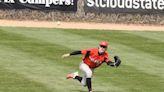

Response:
(0, 27), (163, 92)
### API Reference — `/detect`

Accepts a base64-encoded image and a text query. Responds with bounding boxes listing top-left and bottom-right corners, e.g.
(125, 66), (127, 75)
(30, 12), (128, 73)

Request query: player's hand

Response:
(62, 53), (70, 58)
(114, 56), (121, 67)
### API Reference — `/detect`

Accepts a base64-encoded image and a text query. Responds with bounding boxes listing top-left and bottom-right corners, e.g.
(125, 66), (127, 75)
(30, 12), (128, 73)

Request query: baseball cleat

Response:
(66, 72), (78, 79)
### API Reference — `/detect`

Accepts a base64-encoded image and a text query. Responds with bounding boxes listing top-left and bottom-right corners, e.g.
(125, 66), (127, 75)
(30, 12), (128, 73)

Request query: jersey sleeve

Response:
(105, 54), (111, 63)
(70, 51), (82, 55)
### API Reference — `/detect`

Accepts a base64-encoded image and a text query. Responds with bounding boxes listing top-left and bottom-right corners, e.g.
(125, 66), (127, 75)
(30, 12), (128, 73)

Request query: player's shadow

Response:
(71, 89), (104, 92)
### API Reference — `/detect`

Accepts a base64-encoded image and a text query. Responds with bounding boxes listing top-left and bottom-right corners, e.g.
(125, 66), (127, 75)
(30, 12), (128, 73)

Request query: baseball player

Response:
(62, 41), (121, 92)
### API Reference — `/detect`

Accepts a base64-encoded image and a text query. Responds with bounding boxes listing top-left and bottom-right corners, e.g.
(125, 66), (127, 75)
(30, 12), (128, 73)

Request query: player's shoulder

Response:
(85, 47), (98, 51)
(103, 52), (109, 57)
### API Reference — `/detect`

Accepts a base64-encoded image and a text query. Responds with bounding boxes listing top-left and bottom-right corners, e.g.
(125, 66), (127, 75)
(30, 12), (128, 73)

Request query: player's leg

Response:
(75, 74), (82, 82)
(66, 71), (83, 83)
(66, 62), (86, 84)
(66, 62), (93, 92)
(80, 74), (86, 86)
(66, 71), (79, 79)
(79, 62), (93, 92)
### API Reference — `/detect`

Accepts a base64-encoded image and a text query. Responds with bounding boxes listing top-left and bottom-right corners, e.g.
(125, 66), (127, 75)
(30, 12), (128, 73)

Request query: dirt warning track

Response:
(0, 19), (163, 31)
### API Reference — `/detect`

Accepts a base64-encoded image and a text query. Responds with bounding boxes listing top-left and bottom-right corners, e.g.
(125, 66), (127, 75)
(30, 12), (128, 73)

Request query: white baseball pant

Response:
(79, 61), (94, 86)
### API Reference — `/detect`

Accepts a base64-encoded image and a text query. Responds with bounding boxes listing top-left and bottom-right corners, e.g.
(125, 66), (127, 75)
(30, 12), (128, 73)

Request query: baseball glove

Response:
(114, 56), (121, 67)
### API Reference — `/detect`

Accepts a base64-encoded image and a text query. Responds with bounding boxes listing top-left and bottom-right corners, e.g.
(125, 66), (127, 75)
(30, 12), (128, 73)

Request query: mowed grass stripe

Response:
(0, 46), (94, 92)
(1, 27), (99, 49)
(0, 67), (53, 92)
(95, 64), (164, 92)
(0, 30), (86, 92)
(100, 42), (164, 78)
(63, 29), (164, 59)
(1, 27), (162, 91)
(123, 31), (164, 43)
(0, 29), (72, 65)
(3, 27), (164, 78)
(0, 45), (87, 92)
(0, 30), (125, 92)
(61, 29), (164, 77)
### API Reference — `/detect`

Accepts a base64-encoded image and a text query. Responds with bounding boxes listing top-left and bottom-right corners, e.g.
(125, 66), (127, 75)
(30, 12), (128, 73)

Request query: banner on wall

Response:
(84, 0), (164, 14)
(0, 0), (77, 11)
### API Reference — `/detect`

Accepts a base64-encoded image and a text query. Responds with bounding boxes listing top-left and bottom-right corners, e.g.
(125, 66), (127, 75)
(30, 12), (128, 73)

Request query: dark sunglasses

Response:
(100, 45), (107, 48)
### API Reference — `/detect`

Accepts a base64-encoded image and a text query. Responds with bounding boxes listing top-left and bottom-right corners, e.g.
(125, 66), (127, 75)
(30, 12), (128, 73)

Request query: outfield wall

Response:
(0, 0), (164, 25)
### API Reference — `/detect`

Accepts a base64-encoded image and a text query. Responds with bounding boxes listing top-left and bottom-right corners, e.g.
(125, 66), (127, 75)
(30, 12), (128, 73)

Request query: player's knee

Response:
(86, 71), (92, 78)
(81, 80), (86, 86)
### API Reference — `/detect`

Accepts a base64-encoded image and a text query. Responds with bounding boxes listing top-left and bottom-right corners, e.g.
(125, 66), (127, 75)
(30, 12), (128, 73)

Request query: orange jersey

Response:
(81, 48), (111, 69)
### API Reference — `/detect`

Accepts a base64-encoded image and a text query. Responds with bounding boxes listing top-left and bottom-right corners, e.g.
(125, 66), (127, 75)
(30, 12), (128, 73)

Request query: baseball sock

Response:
(86, 78), (92, 91)
(75, 76), (82, 82)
